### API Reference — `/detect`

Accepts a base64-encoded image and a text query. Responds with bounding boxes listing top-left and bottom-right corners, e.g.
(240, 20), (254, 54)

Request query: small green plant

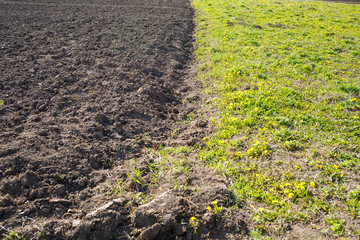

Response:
(127, 167), (145, 189)
(0, 100), (4, 105)
(346, 186), (360, 218)
(2, 231), (21, 240)
(249, 226), (271, 239)
(174, 180), (179, 189)
(326, 217), (345, 236)
(246, 141), (270, 158)
(183, 178), (189, 190)
(208, 200), (223, 217)
(189, 216), (199, 235)
(106, 180), (123, 196)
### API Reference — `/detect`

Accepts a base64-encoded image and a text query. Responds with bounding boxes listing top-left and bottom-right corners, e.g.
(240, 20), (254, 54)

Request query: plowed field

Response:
(0, 0), (199, 238)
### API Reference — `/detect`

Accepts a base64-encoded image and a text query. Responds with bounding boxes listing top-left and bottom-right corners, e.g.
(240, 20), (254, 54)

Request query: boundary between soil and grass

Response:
(155, 0), (360, 238)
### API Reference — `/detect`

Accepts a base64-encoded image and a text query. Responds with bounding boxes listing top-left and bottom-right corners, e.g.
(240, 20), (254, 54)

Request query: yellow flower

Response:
(259, 207), (265, 212)
(208, 207), (212, 211)
(295, 182), (305, 190)
(310, 182), (315, 188)
(246, 168), (252, 171)
(272, 200), (278, 204)
(350, 98), (357, 102)
(333, 164), (339, 169)
(269, 188), (274, 192)
(284, 189), (289, 194)
(288, 193), (294, 198)
(212, 201), (218, 205)
(190, 216), (196, 221)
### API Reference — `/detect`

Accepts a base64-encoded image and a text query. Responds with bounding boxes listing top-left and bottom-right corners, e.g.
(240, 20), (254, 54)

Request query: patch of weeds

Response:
(346, 186), (360, 218)
(105, 179), (123, 196)
(192, 0), (360, 237)
(125, 192), (145, 206)
(2, 231), (21, 240)
(339, 85), (359, 96)
(208, 200), (223, 217)
(189, 216), (199, 236)
(249, 226), (270, 240)
(173, 178), (190, 191)
(127, 167), (145, 190)
(326, 217), (345, 236)
(246, 140), (270, 158)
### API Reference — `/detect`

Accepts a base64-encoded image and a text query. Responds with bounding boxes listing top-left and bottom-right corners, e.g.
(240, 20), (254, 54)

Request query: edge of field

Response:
(122, 0), (360, 239)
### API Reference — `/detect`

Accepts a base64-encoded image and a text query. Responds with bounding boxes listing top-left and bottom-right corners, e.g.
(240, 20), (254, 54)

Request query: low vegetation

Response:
(187, 0), (360, 237)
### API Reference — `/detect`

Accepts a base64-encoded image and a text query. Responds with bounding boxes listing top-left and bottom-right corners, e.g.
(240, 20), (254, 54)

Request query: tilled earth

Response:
(0, 0), (229, 239)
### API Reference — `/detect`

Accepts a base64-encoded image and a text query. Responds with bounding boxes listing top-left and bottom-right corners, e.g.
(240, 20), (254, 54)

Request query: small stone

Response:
(72, 219), (82, 227)
(38, 104), (47, 112)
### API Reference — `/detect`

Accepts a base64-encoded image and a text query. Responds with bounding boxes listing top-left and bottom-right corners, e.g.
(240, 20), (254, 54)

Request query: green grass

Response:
(191, 0), (360, 237)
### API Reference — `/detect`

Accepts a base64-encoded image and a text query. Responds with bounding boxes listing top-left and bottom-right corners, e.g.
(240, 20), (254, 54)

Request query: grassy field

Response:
(189, 0), (360, 238)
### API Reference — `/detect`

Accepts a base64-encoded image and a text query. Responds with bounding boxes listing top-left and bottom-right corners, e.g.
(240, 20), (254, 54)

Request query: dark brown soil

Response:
(0, 0), (228, 239)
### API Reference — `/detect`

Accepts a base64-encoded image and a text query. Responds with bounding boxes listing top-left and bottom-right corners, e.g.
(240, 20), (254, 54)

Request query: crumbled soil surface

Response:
(0, 0), (235, 239)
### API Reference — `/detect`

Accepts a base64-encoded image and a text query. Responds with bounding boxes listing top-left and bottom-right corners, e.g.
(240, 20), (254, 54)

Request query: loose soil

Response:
(0, 0), (235, 239)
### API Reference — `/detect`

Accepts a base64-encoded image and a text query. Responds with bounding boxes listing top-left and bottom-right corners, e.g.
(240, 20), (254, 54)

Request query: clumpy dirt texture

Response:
(0, 0), (228, 238)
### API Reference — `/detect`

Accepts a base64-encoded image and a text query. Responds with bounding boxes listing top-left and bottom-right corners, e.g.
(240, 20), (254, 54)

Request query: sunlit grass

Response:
(192, 0), (360, 237)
